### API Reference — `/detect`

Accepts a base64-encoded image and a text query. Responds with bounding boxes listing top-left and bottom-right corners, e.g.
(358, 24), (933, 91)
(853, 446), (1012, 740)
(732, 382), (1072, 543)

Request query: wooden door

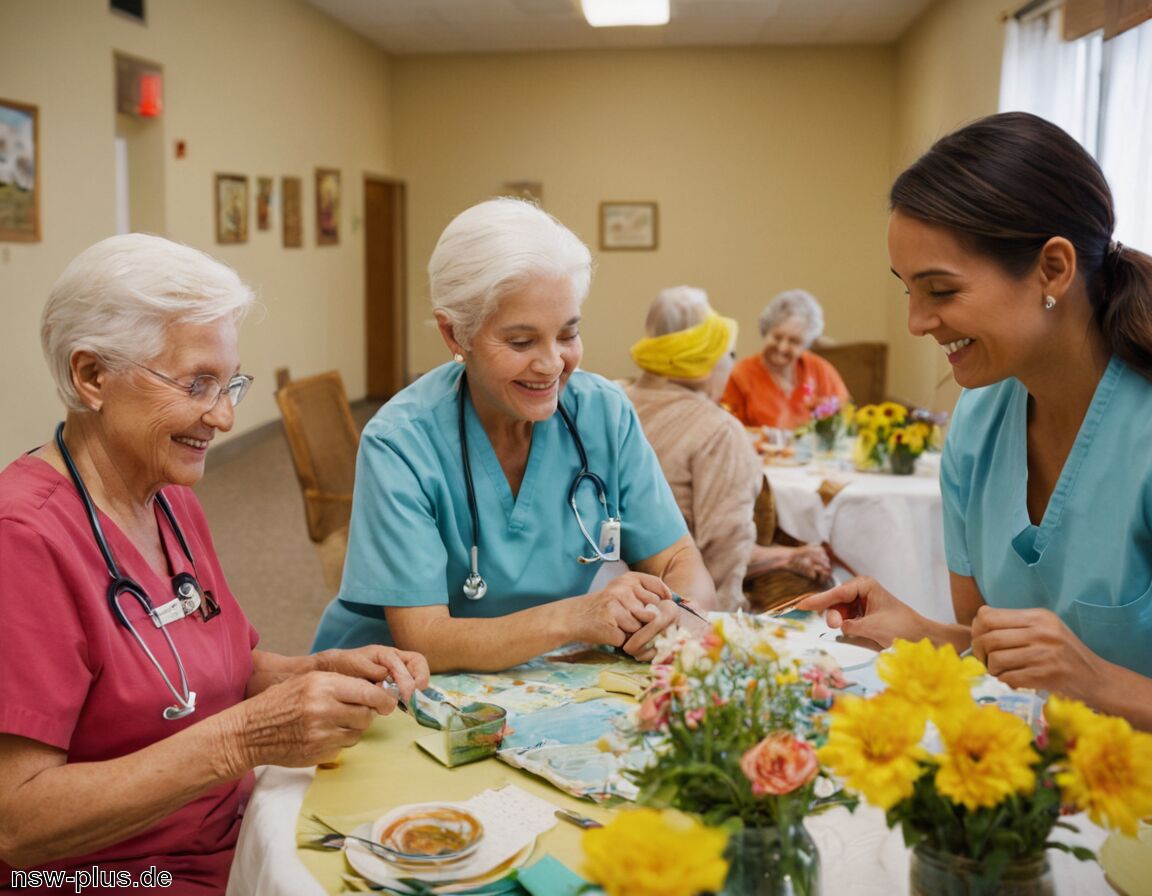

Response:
(364, 177), (407, 400)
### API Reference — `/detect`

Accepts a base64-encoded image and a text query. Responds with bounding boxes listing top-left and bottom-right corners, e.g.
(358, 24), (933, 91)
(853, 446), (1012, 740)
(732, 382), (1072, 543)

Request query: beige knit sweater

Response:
(625, 374), (760, 611)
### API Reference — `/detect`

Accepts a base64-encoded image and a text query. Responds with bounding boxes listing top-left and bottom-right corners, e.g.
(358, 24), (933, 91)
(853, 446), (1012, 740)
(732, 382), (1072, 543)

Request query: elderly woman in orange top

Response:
(722, 289), (849, 429)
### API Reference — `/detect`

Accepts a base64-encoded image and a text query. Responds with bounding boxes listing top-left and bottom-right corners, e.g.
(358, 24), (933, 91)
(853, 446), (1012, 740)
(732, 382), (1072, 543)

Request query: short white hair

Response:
(428, 197), (592, 348)
(757, 288), (825, 345)
(41, 233), (255, 411)
(645, 285), (711, 336)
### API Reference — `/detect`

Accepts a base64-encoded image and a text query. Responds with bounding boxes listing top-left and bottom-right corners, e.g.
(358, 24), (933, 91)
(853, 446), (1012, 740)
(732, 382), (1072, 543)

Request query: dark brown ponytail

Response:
(890, 112), (1152, 380)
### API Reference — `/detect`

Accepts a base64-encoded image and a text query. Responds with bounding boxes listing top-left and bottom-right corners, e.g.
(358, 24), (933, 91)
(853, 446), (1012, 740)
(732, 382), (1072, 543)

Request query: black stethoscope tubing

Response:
(457, 372), (616, 600)
(54, 422), (199, 720)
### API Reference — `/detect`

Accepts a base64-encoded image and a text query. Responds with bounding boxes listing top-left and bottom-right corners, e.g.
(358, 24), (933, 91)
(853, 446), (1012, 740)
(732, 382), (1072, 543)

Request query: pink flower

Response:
(684, 708), (706, 729)
(740, 732), (819, 796)
(637, 691), (671, 732)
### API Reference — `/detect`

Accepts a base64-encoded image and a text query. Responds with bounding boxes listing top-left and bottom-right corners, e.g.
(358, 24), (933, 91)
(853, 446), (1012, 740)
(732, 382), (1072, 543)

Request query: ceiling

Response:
(307, 0), (939, 55)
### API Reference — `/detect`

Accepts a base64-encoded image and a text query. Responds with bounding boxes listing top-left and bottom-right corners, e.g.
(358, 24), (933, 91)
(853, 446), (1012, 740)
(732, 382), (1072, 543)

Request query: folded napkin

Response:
(517, 855), (588, 896)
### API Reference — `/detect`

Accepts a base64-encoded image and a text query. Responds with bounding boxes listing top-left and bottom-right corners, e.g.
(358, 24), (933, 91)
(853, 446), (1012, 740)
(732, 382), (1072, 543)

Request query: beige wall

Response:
(391, 47), (897, 381)
(888, 0), (1011, 409)
(0, 0), (394, 462)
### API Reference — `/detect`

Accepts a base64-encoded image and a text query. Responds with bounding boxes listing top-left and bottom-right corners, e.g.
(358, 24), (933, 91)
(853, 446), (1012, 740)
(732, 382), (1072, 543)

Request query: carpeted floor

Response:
(193, 402), (380, 657)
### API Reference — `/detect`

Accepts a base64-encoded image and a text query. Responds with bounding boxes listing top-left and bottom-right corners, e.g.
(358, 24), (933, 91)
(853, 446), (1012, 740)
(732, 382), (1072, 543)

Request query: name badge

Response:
(598, 519), (621, 561)
(152, 597), (186, 628)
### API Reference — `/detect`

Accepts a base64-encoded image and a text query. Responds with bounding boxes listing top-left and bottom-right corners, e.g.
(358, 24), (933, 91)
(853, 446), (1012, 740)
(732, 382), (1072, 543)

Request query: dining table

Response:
(224, 615), (1124, 896)
(763, 451), (953, 624)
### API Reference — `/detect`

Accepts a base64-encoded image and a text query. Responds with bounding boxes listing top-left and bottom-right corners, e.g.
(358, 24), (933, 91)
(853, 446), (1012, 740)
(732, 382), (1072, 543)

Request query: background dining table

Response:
(764, 452), (953, 623)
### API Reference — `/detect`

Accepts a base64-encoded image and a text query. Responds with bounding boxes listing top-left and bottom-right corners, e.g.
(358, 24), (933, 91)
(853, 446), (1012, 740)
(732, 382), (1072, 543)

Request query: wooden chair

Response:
(812, 341), (889, 406)
(274, 369), (358, 593)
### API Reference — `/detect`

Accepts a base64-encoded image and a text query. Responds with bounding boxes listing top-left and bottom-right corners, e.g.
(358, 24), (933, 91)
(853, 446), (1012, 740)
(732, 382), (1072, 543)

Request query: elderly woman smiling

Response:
(0, 235), (428, 886)
(312, 198), (714, 671)
(722, 289), (848, 430)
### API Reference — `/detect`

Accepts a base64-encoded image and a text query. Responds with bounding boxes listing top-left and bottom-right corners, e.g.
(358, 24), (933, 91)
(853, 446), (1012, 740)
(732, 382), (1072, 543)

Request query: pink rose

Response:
(684, 708), (706, 729)
(740, 732), (819, 796)
(637, 691), (671, 732)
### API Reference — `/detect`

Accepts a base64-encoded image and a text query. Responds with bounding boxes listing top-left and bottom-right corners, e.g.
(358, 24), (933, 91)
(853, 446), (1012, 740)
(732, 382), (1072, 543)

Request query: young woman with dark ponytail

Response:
(801, 112), (1152, 730)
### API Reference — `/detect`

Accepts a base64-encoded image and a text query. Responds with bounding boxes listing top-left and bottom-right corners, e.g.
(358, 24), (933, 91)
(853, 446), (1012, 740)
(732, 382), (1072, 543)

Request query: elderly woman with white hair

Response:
(626, 287), (832, 611)
(312, 198), (714, 670)
(0, 234), (428, 886)
(722, 288), (848, 429)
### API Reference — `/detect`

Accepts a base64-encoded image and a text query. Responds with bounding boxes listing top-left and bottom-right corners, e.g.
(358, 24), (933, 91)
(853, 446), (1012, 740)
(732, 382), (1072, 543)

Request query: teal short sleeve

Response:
(940, 394), (973, 578)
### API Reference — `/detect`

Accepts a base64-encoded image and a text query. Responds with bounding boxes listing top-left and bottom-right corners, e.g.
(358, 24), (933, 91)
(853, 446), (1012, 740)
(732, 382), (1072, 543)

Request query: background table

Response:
(765, 453), (952, 623)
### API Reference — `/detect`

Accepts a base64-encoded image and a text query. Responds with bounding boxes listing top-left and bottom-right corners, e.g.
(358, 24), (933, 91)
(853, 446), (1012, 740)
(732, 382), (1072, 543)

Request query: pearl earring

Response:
(1043, 295), (1056, 311)
(453, 352), (464, 363)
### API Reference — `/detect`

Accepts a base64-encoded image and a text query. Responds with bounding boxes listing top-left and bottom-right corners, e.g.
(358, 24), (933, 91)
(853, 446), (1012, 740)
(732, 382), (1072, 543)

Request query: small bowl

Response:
(370, 802), (484, 867)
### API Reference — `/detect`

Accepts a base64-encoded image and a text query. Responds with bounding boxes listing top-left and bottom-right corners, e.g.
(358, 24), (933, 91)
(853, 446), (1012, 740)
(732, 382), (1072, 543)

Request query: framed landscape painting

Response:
(599, 201), (658, 251)
(0, 98), (40, 242)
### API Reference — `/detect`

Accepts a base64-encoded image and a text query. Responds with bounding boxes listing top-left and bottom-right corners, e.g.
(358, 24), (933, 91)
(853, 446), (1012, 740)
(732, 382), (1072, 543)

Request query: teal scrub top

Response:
(941, 356), (1152, 677)
(311, 363), (687, 650)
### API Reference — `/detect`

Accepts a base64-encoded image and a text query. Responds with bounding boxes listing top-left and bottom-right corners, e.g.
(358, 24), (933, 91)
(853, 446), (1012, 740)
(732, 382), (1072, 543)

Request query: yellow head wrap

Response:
(630, 312), (738, 379)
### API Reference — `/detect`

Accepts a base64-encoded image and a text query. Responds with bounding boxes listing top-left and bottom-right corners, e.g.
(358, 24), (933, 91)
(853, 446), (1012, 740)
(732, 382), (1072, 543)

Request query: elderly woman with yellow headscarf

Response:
(626, 287), (832, 611)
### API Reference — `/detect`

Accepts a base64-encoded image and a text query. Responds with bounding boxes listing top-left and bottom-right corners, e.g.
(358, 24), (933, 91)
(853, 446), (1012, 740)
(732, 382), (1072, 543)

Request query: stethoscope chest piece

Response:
(462, 546), (487, 600)
(163, 691), (197, 720)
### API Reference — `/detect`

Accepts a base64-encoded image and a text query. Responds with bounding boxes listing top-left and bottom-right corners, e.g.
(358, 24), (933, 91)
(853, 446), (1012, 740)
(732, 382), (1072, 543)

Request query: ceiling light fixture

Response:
(580, 0), (670, 27)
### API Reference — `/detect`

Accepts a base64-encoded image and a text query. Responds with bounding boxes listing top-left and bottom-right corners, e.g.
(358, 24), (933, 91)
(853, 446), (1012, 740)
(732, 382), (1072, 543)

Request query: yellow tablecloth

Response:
(297, 708), (615, 893)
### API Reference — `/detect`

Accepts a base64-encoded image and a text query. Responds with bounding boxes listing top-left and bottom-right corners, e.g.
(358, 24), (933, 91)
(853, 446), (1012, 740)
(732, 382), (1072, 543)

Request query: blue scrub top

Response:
(941, 356), (1152, 677)
(311, 363), (687, 650)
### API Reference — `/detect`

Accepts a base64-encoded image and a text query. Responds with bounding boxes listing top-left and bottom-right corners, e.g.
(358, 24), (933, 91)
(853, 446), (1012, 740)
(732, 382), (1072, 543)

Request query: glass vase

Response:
(722, 823), (820, 896)
(909, 844), (1054, 896)
(888, 449), (917, 476)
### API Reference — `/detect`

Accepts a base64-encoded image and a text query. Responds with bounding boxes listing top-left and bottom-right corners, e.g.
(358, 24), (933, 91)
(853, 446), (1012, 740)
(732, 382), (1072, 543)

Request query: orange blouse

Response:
(721, 352), (849, 429)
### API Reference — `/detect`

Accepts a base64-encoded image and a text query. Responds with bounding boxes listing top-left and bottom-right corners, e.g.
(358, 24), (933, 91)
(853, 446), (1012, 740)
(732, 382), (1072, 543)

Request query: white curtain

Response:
(1099, 21), (1152, 249)
(999, 10), (1103, 152)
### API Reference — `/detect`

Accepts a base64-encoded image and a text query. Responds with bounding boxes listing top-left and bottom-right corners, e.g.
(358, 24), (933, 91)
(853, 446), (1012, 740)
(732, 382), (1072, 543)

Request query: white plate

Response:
(371, 801), (483, 864)
(344, 820), (534, 889)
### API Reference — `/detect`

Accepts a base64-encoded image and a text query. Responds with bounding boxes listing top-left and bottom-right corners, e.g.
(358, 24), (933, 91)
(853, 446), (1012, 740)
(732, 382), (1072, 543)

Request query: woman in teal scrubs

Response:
(313, 198), (714, 671)
(800, 113), (1152, 730)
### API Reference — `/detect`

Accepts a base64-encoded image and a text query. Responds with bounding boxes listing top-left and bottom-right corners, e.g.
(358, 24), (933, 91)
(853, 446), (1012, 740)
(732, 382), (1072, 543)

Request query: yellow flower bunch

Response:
(583, 808), (729, 896)
(819, 639), (1152, 885)
(886, 422), (933, 458)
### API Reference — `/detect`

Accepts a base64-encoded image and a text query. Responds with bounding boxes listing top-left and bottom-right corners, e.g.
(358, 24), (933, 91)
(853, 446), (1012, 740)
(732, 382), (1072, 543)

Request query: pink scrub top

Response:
(0, 455), (259, 893)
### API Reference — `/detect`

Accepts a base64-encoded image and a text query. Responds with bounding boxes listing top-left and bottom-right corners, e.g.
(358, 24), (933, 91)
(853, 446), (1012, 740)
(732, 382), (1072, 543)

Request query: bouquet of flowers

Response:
(819, 638), (1152, 892)
(852, 402), (939, 473)
(622, 615), (848, 895)
(797, 394), (852, 452)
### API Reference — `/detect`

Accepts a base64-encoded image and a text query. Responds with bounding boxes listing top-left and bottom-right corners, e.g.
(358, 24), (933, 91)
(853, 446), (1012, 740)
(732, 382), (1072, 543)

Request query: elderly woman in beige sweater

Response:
(625, 287), (831, 611)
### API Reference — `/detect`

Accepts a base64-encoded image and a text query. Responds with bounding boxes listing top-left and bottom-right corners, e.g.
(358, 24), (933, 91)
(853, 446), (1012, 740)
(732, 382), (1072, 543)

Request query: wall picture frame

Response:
(214, 173), (248, 244)
(256, 176), (273, 231)
(315, 167), (340, 245)
(599, 201), (658, 251)
(282, 176), (302, 248)
(0, 98), (41, 242)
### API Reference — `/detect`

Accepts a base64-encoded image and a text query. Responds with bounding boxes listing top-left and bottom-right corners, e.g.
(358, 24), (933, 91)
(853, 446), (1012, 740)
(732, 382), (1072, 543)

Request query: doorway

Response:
(364, 176), (407, 400)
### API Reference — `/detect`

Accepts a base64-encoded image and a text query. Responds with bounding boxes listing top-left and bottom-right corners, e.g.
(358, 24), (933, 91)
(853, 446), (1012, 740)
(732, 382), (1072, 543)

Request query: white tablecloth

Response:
(765, 454), (952, 623)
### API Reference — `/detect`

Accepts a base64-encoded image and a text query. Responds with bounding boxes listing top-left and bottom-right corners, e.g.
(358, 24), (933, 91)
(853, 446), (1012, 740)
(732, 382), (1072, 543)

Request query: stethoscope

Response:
(54, 423), (220, 720)
(458, 373), (620, 600)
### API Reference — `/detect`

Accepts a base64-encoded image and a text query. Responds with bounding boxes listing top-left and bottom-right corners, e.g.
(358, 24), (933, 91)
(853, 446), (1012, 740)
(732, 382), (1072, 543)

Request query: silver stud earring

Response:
(453, 352), (464, 363)
(1043, 295), (1056, 311)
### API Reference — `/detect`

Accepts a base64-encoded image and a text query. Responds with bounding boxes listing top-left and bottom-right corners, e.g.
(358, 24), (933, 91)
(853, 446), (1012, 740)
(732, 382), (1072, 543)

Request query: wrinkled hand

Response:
(971, 606), (1103, 699)
(568, 572), (677, 653)
(314, 645), (430, 703)
(619, 598), (709, 662)
(227, 671), (393, 770)
(786, 544), (832, 580)
(796, 576), (923, 648)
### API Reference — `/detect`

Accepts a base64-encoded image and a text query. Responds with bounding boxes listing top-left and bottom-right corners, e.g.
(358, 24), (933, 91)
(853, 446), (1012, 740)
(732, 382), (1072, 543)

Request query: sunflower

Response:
(818, 692), (928, 810)
(1056, 713), (1152, 836)
(934, 705), (1039, 811)
(877, 638), (986, 721)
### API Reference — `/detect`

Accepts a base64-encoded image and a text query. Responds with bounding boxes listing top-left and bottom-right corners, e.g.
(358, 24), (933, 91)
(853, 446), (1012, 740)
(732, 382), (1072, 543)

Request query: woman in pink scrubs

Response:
(0, 234), (429, 892)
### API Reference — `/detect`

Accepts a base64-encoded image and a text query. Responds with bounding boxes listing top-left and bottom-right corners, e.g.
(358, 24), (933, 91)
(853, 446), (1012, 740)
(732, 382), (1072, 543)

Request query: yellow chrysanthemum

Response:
(855, 405), (878, 428)
(888, 427), (926, 455)
(1056, 714), (1152, 836)
(853, 430), (880, 469)
(1043, 695), (1099, 746)
(878, 638), (985, 720)
(934, 705), (1039, 811)
(818, 693), (928, 810)
(879, 402), (908, 424)
(583, 808), (729, 896)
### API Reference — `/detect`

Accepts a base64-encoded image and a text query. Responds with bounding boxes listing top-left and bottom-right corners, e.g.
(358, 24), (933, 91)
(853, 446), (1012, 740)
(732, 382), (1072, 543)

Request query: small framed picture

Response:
(214, 173), (248, 244)
(282, 176), (302, 248)
(315, 167), (340, 245)
(0, 98), (41, 242)
(599, 201), (658, 251)
(256, 177), (273, 231)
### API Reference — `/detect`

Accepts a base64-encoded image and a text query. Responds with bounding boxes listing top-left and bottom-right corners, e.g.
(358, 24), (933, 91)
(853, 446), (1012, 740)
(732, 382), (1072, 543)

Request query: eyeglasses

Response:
(133, 362), (254, 410)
